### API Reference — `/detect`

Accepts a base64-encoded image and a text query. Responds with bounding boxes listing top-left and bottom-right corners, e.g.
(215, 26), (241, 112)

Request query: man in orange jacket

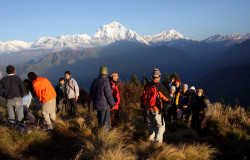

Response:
(28, 72), (56, 131)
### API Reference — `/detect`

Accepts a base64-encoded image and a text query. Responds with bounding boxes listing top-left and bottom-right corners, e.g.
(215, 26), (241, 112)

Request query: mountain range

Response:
(1, 21), (250, 56)
(0, 21), (250, 107)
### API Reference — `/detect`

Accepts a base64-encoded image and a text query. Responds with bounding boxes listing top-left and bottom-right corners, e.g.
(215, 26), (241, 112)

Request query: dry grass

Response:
(0, 126), (51, 158)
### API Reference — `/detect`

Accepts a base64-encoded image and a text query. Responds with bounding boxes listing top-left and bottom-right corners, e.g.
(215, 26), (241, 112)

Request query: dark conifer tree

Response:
(130, 74), (140, 86)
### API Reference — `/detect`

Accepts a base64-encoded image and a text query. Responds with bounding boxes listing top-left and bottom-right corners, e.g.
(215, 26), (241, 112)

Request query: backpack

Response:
(141, 81), (160, 110)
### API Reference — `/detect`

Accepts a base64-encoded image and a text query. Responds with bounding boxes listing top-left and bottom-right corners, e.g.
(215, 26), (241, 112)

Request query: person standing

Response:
(142, 68), (169, 143)
(0, 65), (26, 131)
(64, 71), (79, 116)
(23, 79), (35, 124)
(191, 89), (212, 135)
(55, 78), (66, 113)
(90, 66), (115, 129)
(163, 86), (177, 123)
(108, 72), (120, 126)
(28, 72), (56, 131)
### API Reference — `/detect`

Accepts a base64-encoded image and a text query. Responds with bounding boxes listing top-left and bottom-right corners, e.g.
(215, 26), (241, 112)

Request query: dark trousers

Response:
(68, 98), (78, 116)
(110, 109), (119, 126)
(163, 106), (177, 123)
(97, 110), (110, 128)
(191, 113), (206, 136)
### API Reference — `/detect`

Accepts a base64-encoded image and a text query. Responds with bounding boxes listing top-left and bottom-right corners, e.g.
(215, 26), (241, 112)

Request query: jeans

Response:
(6, 97), (23, 124)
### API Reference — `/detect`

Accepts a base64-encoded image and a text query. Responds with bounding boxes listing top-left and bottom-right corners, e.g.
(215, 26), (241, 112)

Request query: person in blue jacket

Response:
(90, 66), (115, 129)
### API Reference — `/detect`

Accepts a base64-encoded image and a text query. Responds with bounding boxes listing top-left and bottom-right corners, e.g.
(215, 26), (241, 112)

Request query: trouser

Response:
(57, 99), (65, 112)
(110, 109), (119, 126)
(6, 97), (23, 125)
(182, 107), (191, 123)
(97, 110), (110, 129)
(146, 110), (165, 143)
(24, 110), (35, 124)
(42, 98), (56, 127)
(191, 113), (206, 136)
(68, 98), (78, 116)
(163, 106), (177, 123)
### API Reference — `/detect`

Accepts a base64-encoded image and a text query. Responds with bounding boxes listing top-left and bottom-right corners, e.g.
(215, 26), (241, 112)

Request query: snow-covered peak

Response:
(93, 21), (148, 45)
(31, 34), (92, 48)
(0, 40), (32, 54)
(143, 29), (191, 43)
(204, 33), (250, 42)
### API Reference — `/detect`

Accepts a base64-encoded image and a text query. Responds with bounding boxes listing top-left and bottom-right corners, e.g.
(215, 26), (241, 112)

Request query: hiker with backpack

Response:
(28, 72), (56, 131)
(191, 89), (212, 135)
(141, 68), (169, 143)
(108, 72), (120, 127)
(90, 66), (115, 129)
(23, 79), (35, 124)
(0, 65), (27, 133)
(55, 78), (66, 113)
(163, 86), (177, 123)
(65, 71), (79, 116)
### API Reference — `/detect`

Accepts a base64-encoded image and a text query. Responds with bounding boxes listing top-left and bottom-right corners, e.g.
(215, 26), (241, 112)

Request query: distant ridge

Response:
(1, 21), (249, 55)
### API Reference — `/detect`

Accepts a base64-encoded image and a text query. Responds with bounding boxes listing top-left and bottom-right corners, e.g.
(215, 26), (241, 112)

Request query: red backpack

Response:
(141, 81), (159, 109)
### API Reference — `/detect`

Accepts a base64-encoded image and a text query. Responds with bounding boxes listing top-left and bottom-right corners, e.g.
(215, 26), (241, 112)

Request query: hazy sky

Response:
(0, 0), (250, 42)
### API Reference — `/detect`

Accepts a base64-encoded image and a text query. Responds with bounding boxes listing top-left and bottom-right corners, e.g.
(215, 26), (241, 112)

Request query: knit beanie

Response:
(152, 68), (161, 78)
(99, 66), (108, 75)
(170, 86), (176, 92)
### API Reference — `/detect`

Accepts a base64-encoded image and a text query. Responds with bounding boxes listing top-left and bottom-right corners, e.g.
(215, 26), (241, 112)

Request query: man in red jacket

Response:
(109, 72), (120, 126)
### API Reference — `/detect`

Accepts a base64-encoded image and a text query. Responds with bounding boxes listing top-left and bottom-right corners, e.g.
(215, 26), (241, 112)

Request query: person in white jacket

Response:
(64, 71), (79, 116)
(23, 79), (35, 124)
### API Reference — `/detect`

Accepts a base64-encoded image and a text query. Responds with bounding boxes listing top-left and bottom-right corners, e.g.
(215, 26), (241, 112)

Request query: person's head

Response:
(99, 66), (108, 77)
(64, 71), (71, 80)
(27, 72), (38, 82)
(175, 79), (180, 88)
(23, 79), (32, 94)
(189, 86), (196, 94)
(152, 68), (161, 81)
(197, 89), (204, 97)
(181, 84), (188, 93)
(59, 78), (65, 85)
(170, 86), (176, 94)
(6, 65), (15, 74)
(110, 72), (119, 81)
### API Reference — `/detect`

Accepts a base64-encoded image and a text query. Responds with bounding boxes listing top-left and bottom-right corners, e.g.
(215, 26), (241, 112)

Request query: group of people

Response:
(142, 68), (212, 143)
(0, 65), (211, 144)
(0, 65), (120, 132)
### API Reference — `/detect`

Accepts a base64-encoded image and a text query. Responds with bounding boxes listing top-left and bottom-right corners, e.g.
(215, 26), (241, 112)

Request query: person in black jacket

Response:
(55, 78), (66, 112)
(0, 65), (26, 132)
(191, 89), (212, 135)
(90, 66), (115, 129)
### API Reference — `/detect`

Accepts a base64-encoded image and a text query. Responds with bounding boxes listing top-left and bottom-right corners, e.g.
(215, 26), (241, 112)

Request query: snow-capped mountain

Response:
(204, 33), (250, 42)
(0, 21), (249, 55)
(0, 40), (32, 54)
(92, 21), (148, 45)
(31, 34), (92, 49)
(144, 29), (192, 43)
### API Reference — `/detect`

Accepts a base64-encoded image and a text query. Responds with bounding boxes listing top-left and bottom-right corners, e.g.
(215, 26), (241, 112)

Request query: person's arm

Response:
(201, 97), (212, 129)
(73, 79), (79, 100)
(176, 92), (180, 111)
(18, 77), (26, 98)
(104, 80), (115, 108)
(116, 85), (120, 105)
(33, 83), (42, 102)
